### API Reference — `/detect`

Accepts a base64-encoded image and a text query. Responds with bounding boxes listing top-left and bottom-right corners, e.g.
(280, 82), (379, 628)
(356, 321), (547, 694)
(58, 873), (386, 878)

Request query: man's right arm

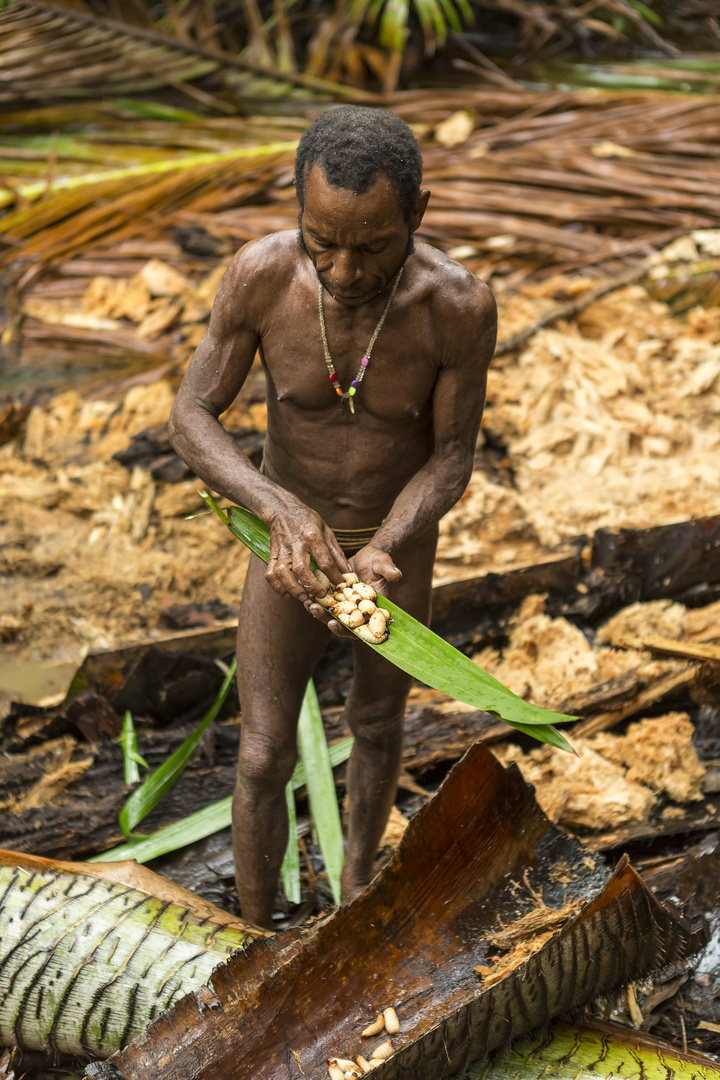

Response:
(168, 242), (348, 603)
(168, 244), (276, 519)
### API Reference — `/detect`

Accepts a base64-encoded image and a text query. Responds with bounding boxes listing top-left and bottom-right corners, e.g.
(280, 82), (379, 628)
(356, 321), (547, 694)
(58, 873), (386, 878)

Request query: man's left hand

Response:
(350, 544), (402, 597)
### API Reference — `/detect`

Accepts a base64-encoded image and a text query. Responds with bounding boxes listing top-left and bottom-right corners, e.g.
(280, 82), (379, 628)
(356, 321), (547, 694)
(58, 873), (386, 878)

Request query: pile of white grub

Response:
(328, 1007), (400, 1077)
(314, 572), (392, 644)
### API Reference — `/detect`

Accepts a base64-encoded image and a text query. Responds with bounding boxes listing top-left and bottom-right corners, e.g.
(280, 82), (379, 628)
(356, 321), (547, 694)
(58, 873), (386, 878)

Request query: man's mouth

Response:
(325, 284), (379, 305)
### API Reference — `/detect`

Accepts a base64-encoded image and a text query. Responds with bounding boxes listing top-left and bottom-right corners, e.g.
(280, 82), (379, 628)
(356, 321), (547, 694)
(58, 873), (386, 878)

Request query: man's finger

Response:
(290, 544), (330, 598)
(376, 554), (402, 582)
(265, 555), (308, 601)
(322, 529), (350, 577)
(307, 537), (348, 587)
(294, 523), (346, 587)
(304, 602), (353, 638)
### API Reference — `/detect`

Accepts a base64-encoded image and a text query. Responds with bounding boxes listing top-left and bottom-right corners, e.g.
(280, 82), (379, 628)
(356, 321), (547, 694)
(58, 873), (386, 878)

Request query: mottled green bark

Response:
(0, 862), (250, 1057)
(468, 1021), (720, 1080)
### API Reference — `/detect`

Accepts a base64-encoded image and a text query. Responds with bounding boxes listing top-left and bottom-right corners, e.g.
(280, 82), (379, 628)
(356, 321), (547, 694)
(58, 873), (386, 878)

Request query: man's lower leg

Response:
(341, 712), (404, 900)
(233, 773), (289, 930)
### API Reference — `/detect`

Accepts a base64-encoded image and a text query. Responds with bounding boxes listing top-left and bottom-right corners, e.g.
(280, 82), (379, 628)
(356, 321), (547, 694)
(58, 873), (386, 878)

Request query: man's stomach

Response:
(262, 419), (433, 530)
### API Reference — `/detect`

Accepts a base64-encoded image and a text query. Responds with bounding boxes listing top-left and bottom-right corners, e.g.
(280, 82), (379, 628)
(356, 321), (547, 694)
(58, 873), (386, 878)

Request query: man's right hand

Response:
(265, 499), (349, 605)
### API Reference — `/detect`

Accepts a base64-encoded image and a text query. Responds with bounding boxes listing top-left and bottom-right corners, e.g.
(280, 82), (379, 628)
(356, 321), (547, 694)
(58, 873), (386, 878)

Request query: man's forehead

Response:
(301, 163), (403, 225)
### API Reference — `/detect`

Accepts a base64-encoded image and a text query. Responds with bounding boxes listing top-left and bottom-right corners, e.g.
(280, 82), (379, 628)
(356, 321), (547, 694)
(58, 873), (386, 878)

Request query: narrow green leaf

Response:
(624, 0), (664, 27)
(435, 0), (467, 34)
(119, 657), (237, 837)
(297, 681), (344, 905)
(281, 783), (302, 904)
(117, 710), (148, 786)
(201, 496), (575, 751)
(90, 737), (354, 864)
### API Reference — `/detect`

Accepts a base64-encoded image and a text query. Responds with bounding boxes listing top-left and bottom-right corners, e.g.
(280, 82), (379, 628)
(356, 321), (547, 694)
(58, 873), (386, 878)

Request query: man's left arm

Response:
(352, 279), (497, 594)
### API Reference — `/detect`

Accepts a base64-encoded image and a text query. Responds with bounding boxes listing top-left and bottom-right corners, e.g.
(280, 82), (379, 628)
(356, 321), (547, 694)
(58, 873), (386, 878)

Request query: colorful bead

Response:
(329, 373), (337, 382)
(335, 386), (342, 396)
(361, 356), (370, 367)
(351, 379), (360, 388)
(348, 387), (356, 396)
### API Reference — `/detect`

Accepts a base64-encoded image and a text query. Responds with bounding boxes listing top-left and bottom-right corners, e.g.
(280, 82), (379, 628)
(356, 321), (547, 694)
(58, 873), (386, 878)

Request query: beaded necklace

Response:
(318, 266), (403, 415)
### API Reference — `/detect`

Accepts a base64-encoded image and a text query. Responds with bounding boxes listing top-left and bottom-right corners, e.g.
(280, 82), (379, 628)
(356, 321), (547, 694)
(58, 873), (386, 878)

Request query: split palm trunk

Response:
(0, 852), (259, 1058)
(87, 744), (707, 1079)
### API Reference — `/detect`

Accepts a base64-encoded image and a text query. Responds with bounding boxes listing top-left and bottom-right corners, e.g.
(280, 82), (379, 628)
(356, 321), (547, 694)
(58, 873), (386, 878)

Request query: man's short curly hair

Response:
(294, 106), (423, 221)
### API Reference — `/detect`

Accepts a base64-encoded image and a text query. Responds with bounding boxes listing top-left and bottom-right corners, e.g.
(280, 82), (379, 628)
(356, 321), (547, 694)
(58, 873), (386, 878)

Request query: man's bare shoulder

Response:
(223, 231), (300, 288)
(212, 231), (301, 326)
(414, 243), (495, 319)
(413, 244), (496, 362)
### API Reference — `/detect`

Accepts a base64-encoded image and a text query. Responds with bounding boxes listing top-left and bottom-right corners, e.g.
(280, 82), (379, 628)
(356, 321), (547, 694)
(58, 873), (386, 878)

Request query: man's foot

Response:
(340, 866), (373, 903)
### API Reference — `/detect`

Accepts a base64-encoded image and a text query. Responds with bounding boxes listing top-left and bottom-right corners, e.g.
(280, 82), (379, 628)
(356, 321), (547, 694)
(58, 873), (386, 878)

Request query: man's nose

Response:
(332, 249), (363, 288)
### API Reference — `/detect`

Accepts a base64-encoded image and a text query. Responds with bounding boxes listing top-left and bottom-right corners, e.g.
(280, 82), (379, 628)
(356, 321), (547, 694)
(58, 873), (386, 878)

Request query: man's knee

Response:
(346, 693), (407, 744)
(237, 729), (297, 788)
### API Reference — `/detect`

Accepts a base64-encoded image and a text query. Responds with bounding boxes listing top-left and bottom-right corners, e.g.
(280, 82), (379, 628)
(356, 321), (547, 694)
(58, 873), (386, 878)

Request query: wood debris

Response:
(472, 594), (688, 710)
(493, 711), (706, 832)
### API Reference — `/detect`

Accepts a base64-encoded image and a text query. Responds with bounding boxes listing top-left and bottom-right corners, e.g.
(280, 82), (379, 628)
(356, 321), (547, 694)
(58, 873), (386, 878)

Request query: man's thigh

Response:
(236, 553), (330, 736)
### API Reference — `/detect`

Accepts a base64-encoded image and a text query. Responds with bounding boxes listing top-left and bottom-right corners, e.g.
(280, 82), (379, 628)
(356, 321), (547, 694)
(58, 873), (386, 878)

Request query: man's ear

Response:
(411, 189), (431, 232)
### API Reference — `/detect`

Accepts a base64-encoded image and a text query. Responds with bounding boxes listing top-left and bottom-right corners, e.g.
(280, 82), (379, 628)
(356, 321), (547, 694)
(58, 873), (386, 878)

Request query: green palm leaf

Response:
(201, 495), (574, 752)
(468, 1021), (720, 1080)
(281, 783), (302, 903)
(297, 680), (345, 904)
(119, 658), (237, 837)
(281, 681), (345, 905)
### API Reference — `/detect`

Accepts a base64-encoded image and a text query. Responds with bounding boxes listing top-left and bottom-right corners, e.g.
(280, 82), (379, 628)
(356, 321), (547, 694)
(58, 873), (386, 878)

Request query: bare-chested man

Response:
(168, 106), (497, 930)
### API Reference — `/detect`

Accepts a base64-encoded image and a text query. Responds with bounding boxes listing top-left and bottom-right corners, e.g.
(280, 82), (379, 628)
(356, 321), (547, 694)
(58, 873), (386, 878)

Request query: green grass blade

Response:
(508, 721), (574, 752)
(90, 737), (354, 864)
(201, 498), (574, 750)
(297, 681), (344, 905)
(117, 710), (148, 786)
(119, 657), (237, 837)
(281, 783), (302, 904)
(379, 0), (410, 50)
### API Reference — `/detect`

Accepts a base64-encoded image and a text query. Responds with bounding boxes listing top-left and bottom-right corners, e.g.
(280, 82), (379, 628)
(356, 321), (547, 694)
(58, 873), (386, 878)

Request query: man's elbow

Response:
(452, 465), (474, 504)
(168, 398), (190, 455)
(438, 450), (474, 505)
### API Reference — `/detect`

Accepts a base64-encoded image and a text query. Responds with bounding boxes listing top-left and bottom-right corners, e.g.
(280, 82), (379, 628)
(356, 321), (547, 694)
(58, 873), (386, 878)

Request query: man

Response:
(168, 106), (497, 930)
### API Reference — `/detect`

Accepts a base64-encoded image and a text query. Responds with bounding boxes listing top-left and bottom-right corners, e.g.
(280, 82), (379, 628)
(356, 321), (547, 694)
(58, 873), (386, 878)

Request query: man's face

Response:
(299, 165), (424, 308)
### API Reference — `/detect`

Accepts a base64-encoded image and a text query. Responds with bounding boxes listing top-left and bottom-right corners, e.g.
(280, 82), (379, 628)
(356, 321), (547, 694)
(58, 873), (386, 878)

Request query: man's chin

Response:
(318, 279), (381, 307)
(329, 290), (375, 307)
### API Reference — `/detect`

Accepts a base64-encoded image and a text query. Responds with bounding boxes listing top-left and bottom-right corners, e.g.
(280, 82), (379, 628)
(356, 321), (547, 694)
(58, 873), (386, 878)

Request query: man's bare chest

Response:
(257, 303), (439, 421)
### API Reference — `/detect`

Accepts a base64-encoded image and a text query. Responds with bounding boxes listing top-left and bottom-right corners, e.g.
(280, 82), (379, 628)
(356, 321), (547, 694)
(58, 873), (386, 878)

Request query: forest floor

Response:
(2, 78), (720, 1075)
